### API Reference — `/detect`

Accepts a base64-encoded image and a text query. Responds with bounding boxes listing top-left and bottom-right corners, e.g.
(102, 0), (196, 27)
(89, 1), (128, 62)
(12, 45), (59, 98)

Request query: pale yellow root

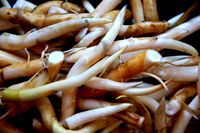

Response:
(60, 88), (76, 121)
(53, 118), (112, 133)
(3, 70), (49, 117)
(0, 50), (25, 67)
(33, 1), (84, 14)
(171, 96), (199, 133)
(36, 95), (110, 133)
(143, 0), (159, 21)
(91, 0), (122, 18)
(129, 0), (144, 22)
(60, 7), (126, 121)
(119, 21), (169, 37)
(105, 50), (162, 81)
(77, 50), (162, 98)
(136, 96), (159, 113)
(0, 8), (89, 27)
(2, 59), (43, 81)
(74, 9), (131, 46)
(0, 18), (110, 50)
(64, 103), (132, 129)
(108, 37), (198, 57)
(158, 15), (200, 40)
(75, 28), (88, 42)
(148, 64), (198, 81)
(121, 80), (171, 96)
(47, 51), (64, 81)
(166, 84), (197, 116)
(20, 12), (89, 27)
(1, 48), (123, 102)
(36, 97), (56, 131)
(82, 0), (94, 13)
(77, 98), (113, 110)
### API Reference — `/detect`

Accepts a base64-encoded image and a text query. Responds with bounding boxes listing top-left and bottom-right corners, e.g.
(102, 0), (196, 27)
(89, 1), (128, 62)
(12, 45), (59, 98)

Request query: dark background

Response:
(1, 0), (200, 133)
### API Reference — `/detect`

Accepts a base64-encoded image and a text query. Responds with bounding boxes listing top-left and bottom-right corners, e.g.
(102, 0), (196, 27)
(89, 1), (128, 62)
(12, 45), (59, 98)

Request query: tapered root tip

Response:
(138, 117), (145, 128)
(120, 103), (132, 108)
(120, 5), (127, 17)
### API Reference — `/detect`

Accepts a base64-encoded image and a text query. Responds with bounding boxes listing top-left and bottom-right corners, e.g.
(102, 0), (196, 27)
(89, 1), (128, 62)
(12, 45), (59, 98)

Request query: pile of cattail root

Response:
(0, 0), (200, 132)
